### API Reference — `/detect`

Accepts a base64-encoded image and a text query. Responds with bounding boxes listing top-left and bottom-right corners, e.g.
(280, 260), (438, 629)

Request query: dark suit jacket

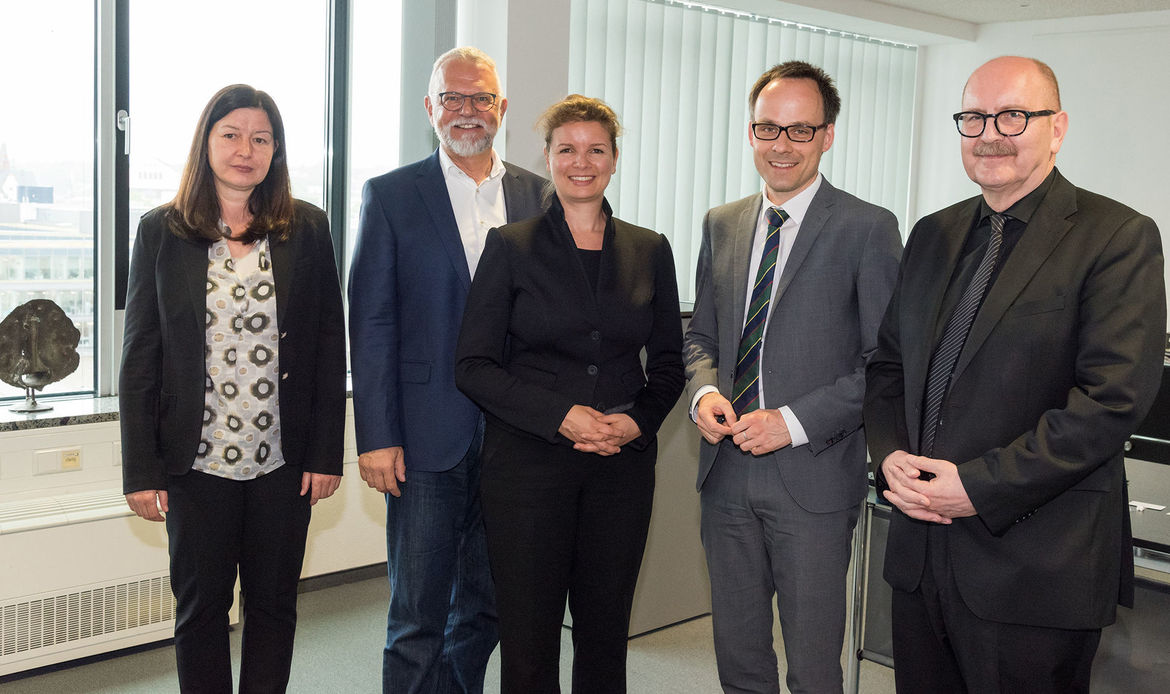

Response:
(120, 201), (347, 494)
(865, 169), (1166, 629)
(348, 150), (546, 472)
(684, 179), (903, 513)
(454, 198), (684, 449)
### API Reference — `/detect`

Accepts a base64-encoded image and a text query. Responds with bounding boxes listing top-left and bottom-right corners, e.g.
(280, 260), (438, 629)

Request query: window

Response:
(0, 1), (96, 395)
(0, 1), (404, 403)
(345, 0), (404, 275)
(569, 0), (918, 302)
(127, 0), (331, 232)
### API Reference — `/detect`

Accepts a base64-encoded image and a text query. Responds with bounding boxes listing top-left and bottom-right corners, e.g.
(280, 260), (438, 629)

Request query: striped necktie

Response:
(731, 206), (789, 415)
(920, 213), (1006, 456)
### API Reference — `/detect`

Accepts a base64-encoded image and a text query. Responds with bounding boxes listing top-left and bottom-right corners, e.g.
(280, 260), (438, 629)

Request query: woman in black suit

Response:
(455, 94), (684, 693)
(119, 84), (345, 693)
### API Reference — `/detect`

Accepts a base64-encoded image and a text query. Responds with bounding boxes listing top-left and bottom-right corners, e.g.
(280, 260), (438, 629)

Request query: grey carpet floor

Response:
(0, 573), (898, 693)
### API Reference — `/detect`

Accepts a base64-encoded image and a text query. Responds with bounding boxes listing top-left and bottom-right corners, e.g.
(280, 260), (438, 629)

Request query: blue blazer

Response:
(348, 150), (546, 472)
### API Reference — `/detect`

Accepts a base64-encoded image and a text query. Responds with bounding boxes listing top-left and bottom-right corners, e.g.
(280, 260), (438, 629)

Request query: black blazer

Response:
(455, 199), (684, 450)
(865, 170), (1166, 629)
(120, 201), (347, 494)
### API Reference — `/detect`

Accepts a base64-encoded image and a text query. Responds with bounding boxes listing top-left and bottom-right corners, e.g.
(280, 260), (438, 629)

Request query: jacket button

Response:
(587, 365), (598, 376)
(591, 330), (601, 341)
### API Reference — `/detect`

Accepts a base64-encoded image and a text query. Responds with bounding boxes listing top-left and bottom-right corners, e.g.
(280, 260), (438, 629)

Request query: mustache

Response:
(446, 117), (484, 128)
(972, 141), (1016, 156)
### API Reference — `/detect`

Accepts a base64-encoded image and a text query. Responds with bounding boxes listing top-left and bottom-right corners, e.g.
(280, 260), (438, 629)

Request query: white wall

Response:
(911, 10), (1170, 224)
(458, 0), (572, 175)
(483, 3), (1170, 318)
(911, 10), (1170, 320)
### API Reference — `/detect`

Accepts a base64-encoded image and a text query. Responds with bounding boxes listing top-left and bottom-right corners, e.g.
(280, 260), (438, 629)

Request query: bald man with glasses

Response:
(865, 56), (1166, 693)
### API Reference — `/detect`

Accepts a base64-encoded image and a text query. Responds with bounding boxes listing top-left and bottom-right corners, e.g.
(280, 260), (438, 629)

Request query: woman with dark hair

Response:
(120, 84), (345, 693)
(455, 94), (684, 693)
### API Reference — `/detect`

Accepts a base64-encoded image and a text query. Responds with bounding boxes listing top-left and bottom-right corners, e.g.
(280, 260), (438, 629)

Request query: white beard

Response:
(433, 117), (495, 157)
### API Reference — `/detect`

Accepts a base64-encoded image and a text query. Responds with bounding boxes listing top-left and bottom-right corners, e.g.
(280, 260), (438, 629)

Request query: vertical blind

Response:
(568, 0), (918, 302)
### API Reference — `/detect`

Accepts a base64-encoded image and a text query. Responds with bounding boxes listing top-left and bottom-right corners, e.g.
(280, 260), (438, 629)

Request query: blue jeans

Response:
(383, 420), (496, 694)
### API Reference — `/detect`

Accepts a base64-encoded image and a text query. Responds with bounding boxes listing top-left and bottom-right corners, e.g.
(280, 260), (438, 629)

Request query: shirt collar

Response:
(979, 168), (1057, 225)
(438, 147), (506, 184)
(758, 173), (822, 228)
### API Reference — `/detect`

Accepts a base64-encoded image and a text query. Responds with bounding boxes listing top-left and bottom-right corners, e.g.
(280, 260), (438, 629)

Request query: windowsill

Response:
(1, 378), (361, 433)
(0, 395), (120, 433)
(0, 307), (697, 434)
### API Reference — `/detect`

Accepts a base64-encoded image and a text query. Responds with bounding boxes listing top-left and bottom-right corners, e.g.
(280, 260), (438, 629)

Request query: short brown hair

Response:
(538, 94), (622, 152)
(748, 61), (841, 125)
(168, 84), (294, 243)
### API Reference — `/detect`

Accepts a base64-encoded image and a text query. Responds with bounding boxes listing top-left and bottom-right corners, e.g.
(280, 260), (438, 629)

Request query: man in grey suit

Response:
(684, 61), (902, 693)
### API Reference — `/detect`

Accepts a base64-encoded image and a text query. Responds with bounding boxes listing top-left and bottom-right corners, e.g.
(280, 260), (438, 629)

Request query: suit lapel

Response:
(773, 181), (834, 305)
(502, 163), (544, 222)
(179, 236), (210, 336)
(951, 176), (1075, 382)
(549, 203), (605, 326)
(729, 196), (762, 330)
(903, 199), (980, 418)
(416, 151), (472, 291)
(270, 233), (293, 328)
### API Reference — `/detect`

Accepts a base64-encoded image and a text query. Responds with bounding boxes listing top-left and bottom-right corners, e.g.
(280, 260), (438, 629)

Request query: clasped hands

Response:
(558, 404), (641, 455)
(880, 450), (976, 524)
(694, 392), (791, 455)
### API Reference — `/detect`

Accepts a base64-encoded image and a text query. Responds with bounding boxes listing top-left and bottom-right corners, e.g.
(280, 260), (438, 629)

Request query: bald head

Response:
(959, 55), (1068, 210)
(964, 56), (1060, 110)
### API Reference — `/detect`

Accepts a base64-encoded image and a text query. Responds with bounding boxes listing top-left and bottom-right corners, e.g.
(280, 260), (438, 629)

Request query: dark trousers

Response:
(165, 464), (311, 694)
(480, 426), (656, 694)
(382, 419), (497, 694)
(891, 531), (1101, 694)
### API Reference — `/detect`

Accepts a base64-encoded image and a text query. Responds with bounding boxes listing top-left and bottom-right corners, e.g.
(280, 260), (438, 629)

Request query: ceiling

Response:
(872, 0), (1170, 24)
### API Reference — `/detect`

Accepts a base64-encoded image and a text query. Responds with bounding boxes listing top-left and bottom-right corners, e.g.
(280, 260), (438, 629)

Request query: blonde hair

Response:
(538, 94), (622, 151)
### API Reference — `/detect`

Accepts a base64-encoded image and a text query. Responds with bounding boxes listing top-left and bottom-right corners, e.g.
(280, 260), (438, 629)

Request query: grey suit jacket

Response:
(684, 178), (902, 513)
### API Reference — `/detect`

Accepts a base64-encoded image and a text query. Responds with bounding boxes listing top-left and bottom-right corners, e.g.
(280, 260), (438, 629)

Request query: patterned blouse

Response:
(195, 236), (286, 481)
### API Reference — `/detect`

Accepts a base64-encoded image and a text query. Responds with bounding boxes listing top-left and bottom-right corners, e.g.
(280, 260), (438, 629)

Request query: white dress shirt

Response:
(438, 147), (509, 278)
(691, 174), (825, 448)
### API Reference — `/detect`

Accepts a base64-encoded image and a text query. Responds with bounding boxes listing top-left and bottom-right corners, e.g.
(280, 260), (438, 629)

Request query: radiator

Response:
(0, 488), (237, 676)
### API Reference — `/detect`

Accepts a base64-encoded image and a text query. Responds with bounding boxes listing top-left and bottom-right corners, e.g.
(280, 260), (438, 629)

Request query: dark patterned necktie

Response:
(731, 206), (789, 415)
(920, 213), (1006, 455)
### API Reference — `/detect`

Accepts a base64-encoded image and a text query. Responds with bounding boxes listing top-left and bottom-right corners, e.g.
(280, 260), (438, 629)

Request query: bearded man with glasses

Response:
(349, 46), (545, 694)
(865, 56), (1165, 693)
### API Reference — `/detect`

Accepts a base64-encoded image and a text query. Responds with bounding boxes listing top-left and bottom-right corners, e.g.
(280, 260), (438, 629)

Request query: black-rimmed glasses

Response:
(952, 109), (1055, 137)
(751, 122), (827, 143)
(437, 91), (498, 112)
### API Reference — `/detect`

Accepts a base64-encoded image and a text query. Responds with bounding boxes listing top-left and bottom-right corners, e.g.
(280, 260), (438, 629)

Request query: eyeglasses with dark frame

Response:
(436, 91), (498, 112)
(952, 109), (1056, 138)
(750, 122), (827, 143)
